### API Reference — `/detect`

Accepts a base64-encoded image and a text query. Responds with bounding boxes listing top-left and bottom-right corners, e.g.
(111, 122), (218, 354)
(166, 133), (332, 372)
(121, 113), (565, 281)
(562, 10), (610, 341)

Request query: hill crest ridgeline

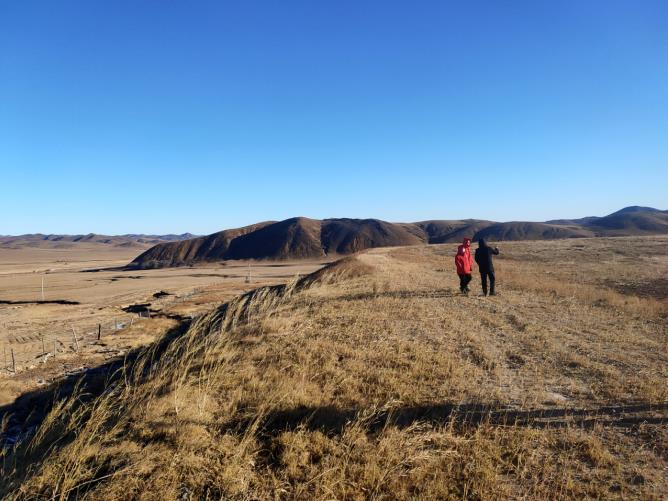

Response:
(128, 207), (668, 269)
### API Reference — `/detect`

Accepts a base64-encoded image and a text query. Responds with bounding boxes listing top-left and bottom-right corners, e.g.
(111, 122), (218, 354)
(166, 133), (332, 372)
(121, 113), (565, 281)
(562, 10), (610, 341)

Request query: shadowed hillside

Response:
(128, 222), (273, 268)
(472, 222), (593, 241)
(546, 207), (668, 233)
(585, 208), (668, 235)
(415, 219), (494, 244)
(130, 218), (428, 268)
(321, 218), (425, 254)
(226, 218), (323, 260)
(128, 207), (668, 268)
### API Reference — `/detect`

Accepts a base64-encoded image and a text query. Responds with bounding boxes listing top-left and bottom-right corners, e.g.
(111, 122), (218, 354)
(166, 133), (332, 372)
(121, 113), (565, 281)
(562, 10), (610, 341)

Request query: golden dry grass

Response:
(1, 237), (667, 500)
(0, 241), (324, 407)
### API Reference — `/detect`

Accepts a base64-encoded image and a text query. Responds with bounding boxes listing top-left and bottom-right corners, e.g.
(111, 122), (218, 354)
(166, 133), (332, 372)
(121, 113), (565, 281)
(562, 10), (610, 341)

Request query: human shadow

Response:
(248, 401), (668, 439)
(336, 288), (458, 302)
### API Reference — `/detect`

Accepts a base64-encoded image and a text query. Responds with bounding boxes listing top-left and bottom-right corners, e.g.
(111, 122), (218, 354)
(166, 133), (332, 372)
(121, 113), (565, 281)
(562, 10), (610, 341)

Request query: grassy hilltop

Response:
(1, 237), (667, 499)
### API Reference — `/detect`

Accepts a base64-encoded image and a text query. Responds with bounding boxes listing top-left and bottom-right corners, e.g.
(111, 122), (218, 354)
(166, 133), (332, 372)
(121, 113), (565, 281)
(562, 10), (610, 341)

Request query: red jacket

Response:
(455, 238), (474, 275)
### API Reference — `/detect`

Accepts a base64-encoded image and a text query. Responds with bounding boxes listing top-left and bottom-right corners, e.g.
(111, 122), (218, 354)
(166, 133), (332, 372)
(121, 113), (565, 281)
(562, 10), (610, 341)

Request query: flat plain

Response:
(0, 241), (326, 405)
(1, 236), (667, 499)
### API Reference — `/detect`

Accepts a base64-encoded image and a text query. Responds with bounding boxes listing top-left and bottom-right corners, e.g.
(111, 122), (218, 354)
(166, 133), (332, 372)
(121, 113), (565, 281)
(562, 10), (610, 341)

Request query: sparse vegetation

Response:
(1, 237), (667, 499)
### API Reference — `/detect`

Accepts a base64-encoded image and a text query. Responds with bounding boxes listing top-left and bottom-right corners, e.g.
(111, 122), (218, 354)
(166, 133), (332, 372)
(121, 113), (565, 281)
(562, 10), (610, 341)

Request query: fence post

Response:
(11, 348), (16, 373)
(71, 325), (80, 352)
(97, 324), (101, 341)
(42, 334), (46, 363)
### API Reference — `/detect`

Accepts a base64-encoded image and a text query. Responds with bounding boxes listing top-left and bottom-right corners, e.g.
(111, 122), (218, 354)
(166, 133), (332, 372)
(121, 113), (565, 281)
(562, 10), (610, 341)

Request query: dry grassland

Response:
(1, 237), (667, 500)
(0, 243), (325, 406)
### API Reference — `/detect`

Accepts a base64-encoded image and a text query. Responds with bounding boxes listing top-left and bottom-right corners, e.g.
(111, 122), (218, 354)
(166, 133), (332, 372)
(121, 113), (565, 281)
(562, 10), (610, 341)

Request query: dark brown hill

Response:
(128, 218), (427, 269)
(472, 222), (593, 241)
(129, 222), (272, 268)
(547, 207), (667, 228)
(583, 210), (668, 235)
(321, 219), (424, 254)
(127, 207), (667, 268)
(226, 218), (323, 260)
(545, 216), (600, 225)
(607, 206), (663, 215)
(416, 220), (495, 243)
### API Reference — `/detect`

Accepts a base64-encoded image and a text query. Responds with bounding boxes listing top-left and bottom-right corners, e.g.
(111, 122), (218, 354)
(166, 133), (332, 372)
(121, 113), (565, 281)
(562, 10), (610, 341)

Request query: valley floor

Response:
(0, 241), (324, 406)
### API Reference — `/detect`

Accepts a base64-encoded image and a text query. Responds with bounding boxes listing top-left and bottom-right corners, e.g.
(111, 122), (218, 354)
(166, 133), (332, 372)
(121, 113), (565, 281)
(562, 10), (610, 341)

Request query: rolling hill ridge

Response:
(128, 207), (668, 268)
(0, 233), (196, 249)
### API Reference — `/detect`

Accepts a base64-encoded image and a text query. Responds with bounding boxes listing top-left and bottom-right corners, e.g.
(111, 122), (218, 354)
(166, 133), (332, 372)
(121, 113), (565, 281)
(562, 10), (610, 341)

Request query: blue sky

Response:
(1, 1), (666, 234)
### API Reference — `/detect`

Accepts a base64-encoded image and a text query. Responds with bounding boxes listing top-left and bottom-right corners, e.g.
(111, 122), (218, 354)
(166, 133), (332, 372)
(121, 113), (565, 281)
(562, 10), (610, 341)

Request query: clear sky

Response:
(1, 1), (666, 235)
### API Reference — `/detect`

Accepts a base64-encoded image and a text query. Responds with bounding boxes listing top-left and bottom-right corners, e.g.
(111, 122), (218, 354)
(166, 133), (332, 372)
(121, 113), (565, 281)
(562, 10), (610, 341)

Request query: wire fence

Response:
(1, 314), (143, 375)
(1, 281), (255, 375)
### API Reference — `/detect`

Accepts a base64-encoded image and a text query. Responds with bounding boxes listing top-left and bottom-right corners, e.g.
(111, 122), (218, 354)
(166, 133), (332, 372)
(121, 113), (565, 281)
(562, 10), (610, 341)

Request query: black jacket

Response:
(474, 239), (499, 273)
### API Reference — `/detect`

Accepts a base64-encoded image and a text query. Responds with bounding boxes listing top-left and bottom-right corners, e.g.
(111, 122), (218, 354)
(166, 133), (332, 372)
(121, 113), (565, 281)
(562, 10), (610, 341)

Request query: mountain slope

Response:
(321, 219), (425, 254)
(584, 210), (668, 235)
(128, 218), (428, 268)
(129, 222), (273, 268)
(225, 218), (324, 260)
(416, 220), (495, 244)
(126, 206), (667, 268)
(473, 222), (594, 241)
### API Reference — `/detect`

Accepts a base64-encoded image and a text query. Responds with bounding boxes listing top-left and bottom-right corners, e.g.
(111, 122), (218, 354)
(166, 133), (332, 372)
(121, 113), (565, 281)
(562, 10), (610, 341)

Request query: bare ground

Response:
(0, 243), (325, 406)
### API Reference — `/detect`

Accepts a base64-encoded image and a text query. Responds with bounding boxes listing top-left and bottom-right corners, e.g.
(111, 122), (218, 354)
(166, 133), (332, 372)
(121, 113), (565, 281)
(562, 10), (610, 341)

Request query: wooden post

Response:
(42, 334), (46, 362)
(71, 325), (80, 352)
(53, 339), (57, 358)
(11, 348), (16, 373)
(129, 317), (134, 327)
(97, 324), (101, 341)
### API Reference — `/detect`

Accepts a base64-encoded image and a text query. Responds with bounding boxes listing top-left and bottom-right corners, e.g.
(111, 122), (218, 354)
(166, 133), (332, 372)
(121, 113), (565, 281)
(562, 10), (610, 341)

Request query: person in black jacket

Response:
(474, 239), (500, 296)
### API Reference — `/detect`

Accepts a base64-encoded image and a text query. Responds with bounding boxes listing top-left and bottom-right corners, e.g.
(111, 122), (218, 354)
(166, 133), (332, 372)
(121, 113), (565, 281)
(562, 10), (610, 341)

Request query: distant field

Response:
(0, 242), (326, 405)
(0, 241), (143, 275)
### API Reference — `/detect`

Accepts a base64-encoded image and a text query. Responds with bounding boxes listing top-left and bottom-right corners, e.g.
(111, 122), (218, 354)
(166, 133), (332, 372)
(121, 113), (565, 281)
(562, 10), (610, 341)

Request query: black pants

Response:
(480, 271), (495, 295)
(459, 274), (472, 292)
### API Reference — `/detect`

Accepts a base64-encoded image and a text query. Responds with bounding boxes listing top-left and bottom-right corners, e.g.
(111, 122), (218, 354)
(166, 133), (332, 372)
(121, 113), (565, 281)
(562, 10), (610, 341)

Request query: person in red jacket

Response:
(455, 237), (474, 294)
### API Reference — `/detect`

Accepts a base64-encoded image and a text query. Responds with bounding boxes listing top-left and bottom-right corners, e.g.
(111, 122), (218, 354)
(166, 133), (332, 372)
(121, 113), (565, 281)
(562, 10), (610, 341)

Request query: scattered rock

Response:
(543, 391), (568, 405)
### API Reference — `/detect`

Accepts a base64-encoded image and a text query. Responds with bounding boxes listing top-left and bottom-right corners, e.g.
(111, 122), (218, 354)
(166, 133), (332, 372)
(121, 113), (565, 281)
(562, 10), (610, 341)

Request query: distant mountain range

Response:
(127, 206), (668, 269)
(0, 233), (197, 249)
